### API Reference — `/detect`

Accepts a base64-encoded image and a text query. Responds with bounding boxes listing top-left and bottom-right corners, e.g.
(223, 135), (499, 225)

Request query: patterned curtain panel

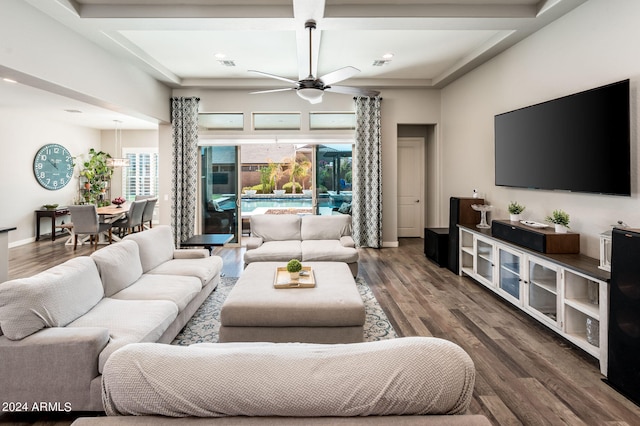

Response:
(352, 96), (383, 248)
(170, 97), (200, 245)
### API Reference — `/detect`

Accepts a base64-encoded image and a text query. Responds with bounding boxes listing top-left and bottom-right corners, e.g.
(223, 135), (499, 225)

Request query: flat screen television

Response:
(494, 79), (630, 196)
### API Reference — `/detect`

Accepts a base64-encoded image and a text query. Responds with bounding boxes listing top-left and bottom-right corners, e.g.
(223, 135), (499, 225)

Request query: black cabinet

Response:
(425, 228), (449, 267)
(608, 228), (640, 405)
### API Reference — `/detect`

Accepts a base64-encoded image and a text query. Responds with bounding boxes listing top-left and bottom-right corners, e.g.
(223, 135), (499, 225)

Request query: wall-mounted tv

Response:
(495, 79), (631, 196)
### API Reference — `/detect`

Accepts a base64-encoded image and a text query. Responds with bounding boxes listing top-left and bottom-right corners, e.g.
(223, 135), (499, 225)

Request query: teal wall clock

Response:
(33, 143), (74, 190)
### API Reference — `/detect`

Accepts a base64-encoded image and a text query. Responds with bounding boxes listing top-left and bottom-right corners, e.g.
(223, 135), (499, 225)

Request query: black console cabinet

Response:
(608, 228), (640, 405)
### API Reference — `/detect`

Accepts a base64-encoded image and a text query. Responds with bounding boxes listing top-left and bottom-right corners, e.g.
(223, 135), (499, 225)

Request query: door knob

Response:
(415, 200), (420, 203)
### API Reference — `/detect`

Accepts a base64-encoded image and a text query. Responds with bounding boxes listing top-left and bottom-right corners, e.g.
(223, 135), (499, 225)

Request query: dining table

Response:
(65, 203), (131, 246)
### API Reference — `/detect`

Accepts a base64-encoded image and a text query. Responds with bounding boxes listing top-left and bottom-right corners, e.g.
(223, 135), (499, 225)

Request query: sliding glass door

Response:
(316, 144), (353, 215)
(200, 142), (354, 241)
(200, 146), (239, 243)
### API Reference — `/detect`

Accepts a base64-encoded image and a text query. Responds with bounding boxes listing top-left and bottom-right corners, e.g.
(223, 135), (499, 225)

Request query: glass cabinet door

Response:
(475, 237), (494, 286)
(498, 247), (521, 301)
(526, 258), (559, 326)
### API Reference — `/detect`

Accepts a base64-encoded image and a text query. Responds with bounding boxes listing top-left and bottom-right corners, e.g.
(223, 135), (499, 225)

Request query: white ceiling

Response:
(4, 0), (588, 129)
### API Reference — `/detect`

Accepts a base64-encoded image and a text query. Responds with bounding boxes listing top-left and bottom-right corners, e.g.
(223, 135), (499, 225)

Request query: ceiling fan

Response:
(249, 20), (380, 104)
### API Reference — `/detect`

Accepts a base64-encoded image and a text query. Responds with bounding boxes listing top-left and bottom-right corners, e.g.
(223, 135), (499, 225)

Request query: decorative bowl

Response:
(43, 204), (59, 210)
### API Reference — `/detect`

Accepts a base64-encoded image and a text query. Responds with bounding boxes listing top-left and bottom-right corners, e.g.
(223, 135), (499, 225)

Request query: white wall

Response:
(440, 0), (640, 258)
(0, 110), (100, 245)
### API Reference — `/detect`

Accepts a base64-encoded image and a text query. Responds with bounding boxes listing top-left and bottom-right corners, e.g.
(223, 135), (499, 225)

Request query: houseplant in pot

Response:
(286, 259), (302, 280)
(508, 201), (525, 221)
(546, 209), (570, 233)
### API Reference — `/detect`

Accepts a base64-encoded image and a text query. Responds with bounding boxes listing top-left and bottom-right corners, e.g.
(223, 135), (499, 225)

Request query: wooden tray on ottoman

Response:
(274, 266), (316, 288)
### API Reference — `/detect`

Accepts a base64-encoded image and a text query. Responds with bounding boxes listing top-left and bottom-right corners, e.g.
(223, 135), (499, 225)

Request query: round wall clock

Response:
(33, 143), (74, 190)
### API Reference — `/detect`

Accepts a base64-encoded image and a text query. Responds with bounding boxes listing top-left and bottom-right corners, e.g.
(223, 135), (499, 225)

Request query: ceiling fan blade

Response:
(248, 70), (298, 85)
(319, 66), (360, 86)
(250, 88), (294, 95)
(325, 85), (380, 97)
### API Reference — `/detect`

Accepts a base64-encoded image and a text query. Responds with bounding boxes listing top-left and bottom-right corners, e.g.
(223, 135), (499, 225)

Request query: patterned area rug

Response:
(172, 276), (397, 345)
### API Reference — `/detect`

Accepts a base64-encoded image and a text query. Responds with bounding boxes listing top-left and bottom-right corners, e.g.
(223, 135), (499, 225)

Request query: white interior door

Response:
(397, 138), (425, 237)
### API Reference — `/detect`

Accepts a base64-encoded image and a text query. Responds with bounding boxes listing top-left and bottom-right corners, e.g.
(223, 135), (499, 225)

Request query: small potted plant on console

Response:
(546, 209), (570, 233)
(508, 201), (526, 221)
(286, 259), (303, 280)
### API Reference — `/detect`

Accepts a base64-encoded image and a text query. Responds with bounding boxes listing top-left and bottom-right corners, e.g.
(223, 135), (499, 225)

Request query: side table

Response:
(180, 234), (233, 255)
(425, 227), (449, 267)
(35, 207), (70, 241)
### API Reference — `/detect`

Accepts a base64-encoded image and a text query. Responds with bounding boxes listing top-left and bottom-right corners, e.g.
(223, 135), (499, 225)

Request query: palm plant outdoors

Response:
(286, 157), (311, 193)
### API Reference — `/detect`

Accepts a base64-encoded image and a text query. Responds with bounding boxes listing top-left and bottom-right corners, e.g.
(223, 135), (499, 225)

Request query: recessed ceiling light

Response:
(3, 78), (17, 83)
(214, 53), (226, 59)
(382, 53), (394, 59)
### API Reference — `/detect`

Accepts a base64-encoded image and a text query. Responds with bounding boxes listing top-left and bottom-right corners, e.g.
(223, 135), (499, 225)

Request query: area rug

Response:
(172, 276), (397, 345)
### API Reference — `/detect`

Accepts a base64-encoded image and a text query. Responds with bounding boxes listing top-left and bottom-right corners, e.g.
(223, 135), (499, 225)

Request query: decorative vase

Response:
(289, 271), (300, 280)
(555, 224), (568, 233)
(510, 214), (521, 222)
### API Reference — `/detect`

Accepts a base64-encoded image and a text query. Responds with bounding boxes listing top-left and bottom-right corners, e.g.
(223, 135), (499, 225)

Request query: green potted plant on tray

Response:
(286, 259), (303, 280)
(546, 209), (570, 233)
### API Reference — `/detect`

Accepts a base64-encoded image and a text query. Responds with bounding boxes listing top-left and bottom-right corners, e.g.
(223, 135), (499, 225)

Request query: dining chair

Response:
(112, 199), (147, 237)
(136, 195), (158, 229)
(67, 205), (112, 250)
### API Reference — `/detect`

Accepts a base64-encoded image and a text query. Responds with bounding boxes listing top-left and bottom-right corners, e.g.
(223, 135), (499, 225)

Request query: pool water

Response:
(218, 196), (342, 213)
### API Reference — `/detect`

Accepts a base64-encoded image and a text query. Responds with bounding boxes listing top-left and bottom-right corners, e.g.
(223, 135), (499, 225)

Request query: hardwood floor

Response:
(2, 237), (640, 425)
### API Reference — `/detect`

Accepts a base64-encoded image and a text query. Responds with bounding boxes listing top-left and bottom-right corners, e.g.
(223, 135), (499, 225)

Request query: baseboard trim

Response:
(382, 241), (399, 248)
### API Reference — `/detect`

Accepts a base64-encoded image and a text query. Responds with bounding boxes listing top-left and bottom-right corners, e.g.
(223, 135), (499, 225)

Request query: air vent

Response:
(372, 59), (391, 67)
(218, 60), (236, 67)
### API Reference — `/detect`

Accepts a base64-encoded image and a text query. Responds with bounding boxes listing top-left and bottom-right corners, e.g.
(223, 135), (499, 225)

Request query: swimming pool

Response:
(217, 196), (345, 213)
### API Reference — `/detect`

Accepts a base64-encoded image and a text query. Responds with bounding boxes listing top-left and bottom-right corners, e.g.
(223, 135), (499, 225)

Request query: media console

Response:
(458, 222), (610, 375)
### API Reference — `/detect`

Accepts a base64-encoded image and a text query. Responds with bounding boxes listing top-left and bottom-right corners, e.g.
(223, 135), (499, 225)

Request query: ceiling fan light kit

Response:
(249, 19), (379, 104)
(297, 87), (324, 104)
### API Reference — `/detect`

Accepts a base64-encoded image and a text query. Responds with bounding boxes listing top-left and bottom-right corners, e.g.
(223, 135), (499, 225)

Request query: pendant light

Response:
(107, 119), (130, 167)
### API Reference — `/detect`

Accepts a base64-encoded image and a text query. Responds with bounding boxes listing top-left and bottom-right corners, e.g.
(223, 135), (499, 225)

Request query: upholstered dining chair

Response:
(112, 199), (147, 237)
(67, 205), (112, 250)
(135, 195), (158, 229)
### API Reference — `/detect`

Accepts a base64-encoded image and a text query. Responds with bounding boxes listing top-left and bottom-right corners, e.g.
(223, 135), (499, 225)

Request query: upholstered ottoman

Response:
(219, 262), (365, 343)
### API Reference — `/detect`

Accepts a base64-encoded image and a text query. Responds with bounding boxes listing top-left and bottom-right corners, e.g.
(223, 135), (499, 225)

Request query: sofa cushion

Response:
(0, 257), (104, 340)
(101, 337), (476, 417)
(243, 241), (302, 263)
(250, 214), (301, 241)
(111, 274), (202, 311)
(301, 240), (359, 263)
(123, 226), (175, 273)
(91, 240), (144, 297)
(301, 215), (352, 240)
(67, 298), (178, 373)
(147, 256), (223, 287)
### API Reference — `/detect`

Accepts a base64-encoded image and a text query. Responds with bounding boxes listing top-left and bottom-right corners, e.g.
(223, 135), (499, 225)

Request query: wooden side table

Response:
(35, 207), (70, 241)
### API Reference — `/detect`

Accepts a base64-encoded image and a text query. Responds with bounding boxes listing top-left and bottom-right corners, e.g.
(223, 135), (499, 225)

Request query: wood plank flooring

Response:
(2, 237), (640, 425)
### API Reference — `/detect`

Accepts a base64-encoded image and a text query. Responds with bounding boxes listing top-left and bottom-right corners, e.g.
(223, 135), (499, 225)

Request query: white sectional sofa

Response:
(244, 214), (359, 276)
(72, 337), (491, 425)
(0, 225), (223, 412)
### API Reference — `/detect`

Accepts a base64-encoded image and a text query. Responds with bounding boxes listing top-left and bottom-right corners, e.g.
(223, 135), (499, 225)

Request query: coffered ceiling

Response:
(6, 0), (588, 128)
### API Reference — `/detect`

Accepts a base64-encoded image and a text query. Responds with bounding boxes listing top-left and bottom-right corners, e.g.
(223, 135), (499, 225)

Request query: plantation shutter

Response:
(122, 148), (159, 200)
